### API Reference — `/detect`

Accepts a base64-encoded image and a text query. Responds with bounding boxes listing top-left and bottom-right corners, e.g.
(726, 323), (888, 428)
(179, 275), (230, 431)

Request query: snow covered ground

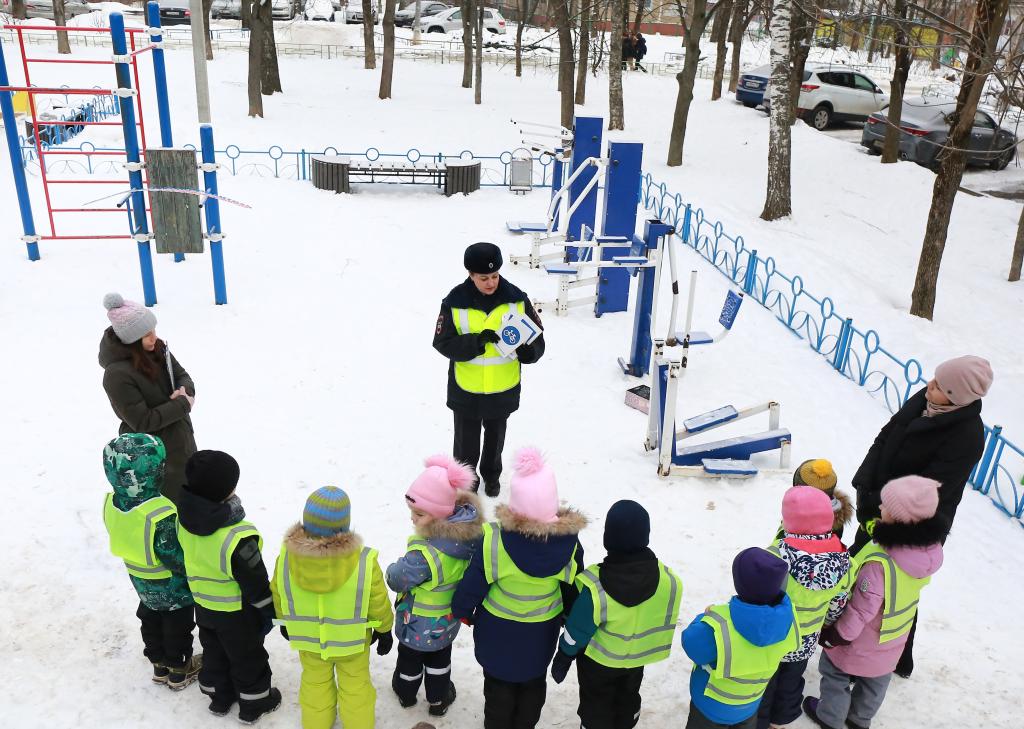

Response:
(1, 27), (1022, 729)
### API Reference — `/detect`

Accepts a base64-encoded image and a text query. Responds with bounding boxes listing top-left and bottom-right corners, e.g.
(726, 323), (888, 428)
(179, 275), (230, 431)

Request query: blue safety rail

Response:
(638, 172), (1023, 530)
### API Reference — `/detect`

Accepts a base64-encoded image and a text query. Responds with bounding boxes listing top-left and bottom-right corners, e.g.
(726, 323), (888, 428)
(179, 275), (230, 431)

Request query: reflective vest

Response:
(451, 302), (525, 395)
(178, 521), (263, 612)
(768, 544), (853, 641)
(576, 562), (683, 668)
(698, 603), (799, 706)
(103, 494), (176, 580)
(855, 542), (930, 643)
(406, 536), (470, 619)
(275, 546), (382, 659)
(481, 522), (577, 623)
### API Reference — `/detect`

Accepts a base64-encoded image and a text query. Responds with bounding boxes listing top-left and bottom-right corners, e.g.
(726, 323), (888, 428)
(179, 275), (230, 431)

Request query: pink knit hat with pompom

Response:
(405, 454), (476, 519)
(508, 447), (559, 523)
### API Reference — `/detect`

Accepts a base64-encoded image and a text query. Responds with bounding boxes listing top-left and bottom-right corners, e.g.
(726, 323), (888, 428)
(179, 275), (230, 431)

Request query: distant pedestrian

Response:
(633, 33), (647, 73)
(99, 292), (197, 503)
(622, 32), (635, 71)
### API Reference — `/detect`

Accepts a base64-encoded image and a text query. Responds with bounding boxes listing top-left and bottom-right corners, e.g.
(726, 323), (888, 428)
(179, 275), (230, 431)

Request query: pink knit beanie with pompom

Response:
(508, 447), (559, 524)
(405, 454), (476, 519)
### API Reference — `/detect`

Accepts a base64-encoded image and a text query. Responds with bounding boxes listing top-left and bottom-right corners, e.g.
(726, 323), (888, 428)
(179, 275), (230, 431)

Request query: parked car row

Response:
(395, 1), (450, 27)
(417, 6), (505, 34)
(0, 0), (93, 20)
(736, 63), (1017, 172)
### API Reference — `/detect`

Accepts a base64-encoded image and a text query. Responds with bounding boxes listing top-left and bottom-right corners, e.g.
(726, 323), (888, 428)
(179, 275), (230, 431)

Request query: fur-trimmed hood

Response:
(415, 490), (485, 544)
(833, 489), (854, 530)
(282, 523), (366, 594)
(495, 503), (588, 539)
(872, 513), (951, 549)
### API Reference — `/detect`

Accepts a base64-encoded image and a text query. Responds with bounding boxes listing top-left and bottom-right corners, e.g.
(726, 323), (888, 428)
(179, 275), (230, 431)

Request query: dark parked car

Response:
(157, 0), (192, 26)
(735, 65), (770, 108)
(861, 99), (1017, 171)
(395, 1), (449, 27)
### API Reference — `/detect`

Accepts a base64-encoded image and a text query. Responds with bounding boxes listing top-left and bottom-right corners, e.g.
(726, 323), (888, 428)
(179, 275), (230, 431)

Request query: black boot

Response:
(151, 663), (169, 684)
(238, 687), (281, 725)
(207, 693), (236, 717)
(428, 682), (457, 717)
(484, 480), (500, 497)
(166, 654), (202, 691)
(392, 675), (418, 708)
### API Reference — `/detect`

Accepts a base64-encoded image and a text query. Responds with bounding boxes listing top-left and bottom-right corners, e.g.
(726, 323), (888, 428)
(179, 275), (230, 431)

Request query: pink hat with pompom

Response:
(405, 454), (476, 519)
(508, 447), (559, 524)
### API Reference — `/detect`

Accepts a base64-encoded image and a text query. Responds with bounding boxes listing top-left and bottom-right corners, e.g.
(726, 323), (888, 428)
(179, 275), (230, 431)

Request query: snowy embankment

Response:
(0, 41), (1021, 729)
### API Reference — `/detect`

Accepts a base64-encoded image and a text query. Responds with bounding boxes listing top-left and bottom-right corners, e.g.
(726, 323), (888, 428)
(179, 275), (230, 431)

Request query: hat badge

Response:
(488, 262), (494, 269)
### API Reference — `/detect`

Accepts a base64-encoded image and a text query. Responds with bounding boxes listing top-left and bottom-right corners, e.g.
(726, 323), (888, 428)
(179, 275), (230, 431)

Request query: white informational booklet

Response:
(494, 311), (541, 358)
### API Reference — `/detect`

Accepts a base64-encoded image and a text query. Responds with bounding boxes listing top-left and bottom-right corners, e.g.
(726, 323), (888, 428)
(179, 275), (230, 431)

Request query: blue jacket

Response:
(682, 595), (796, 725)
(452, 504), (587, 682)
(386, 495), (483, 652)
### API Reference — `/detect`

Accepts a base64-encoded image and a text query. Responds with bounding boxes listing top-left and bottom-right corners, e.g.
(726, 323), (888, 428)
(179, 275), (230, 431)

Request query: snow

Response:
(1, 27), (1022, 729)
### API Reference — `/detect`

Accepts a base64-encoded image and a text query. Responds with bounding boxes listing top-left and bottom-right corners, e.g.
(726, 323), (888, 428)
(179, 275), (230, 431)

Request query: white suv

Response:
(419, 6), (507, 34)
(766, 66), (889, 130)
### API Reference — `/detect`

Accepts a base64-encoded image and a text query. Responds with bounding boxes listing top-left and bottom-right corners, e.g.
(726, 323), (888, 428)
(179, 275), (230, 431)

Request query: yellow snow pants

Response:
(299, 648), (376, 729)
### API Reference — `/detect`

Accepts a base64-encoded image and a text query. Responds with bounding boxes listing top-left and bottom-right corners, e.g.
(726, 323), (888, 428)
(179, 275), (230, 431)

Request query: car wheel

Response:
(991, 149), (1014, 171)
(428, 26), (444, 33)
(741, 101), (756, 108)
(809, 105), (831, 131)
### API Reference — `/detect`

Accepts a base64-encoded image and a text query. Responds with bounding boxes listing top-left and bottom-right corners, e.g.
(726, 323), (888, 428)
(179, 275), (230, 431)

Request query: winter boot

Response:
(392, 678), (418, 708)
(207, 693), (237, 717)
(428, 682), (457, 717)
(166, 654), (202, 691)
(484, 480), (500, 498)
(894, 652), (913, 679)
(802, 697), (840, 729)
(238, 687), (282, 725)
(846, 720), (869, 729)
(151, 663), (169, 684)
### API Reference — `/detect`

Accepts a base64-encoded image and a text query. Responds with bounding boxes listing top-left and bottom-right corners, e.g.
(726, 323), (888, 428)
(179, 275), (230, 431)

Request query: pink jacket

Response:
(825, 543), (943, 678)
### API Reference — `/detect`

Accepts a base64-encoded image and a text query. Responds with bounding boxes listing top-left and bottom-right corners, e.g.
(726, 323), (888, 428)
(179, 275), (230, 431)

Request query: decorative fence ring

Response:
(763, 255), (776, 277)
(903, 358), (923, 385)
(863, 329), (881, 355)
(407, 149), (422, 163)
(459, 150), (475, 160)
(820, 296), (835, 320)
(365, 147), (381, 161)
(791, 275), (803, 296)
(498, 151), (513, 164)
(268, 145), (284, 161)
(79, 141), (96, 153)
(223, 145), (241, 159)
(322, 146), (340, 156)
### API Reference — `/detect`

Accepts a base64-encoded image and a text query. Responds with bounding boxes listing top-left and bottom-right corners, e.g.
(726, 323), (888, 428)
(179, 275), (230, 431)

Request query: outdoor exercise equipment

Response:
(0, 2), (229, 304)
(628, 222), (791, 478)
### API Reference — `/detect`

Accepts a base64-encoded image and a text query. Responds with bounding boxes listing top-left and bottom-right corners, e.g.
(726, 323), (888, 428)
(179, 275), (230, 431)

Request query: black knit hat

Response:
(603, 499), (651, 554)
(464, 242), (502, 274)
(185, 450), (240, 503)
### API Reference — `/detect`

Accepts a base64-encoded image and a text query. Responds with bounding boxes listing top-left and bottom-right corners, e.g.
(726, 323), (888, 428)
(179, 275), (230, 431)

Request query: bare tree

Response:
(711, 0), (733, 100)
(881, 0), (911, 163)
(910, 0), (1010, 318)
(667, 0), (725, 165)
(12, 0), (26, 19)
(632, 0), (645, 33)
(609, 0), (626, 129)
(245, 0), (266, 117)
(575, 0), (591, 103)
(262, 4), (282, 94)
(727, 0), (751, 93)
(474, 2), (483, 104)
(204, 0), (215, 61)
(789, 0), (816, 118)
(462, 0), (474, 87)
(51, 0), (70, 54)
(761, 0), (793, 220)
(362, 0), (377, 69)
(380, 0), (397, 98)
(553, 0), (575, 128)
(1010, 205), (1024, 282)
(515, 0), (541, 77)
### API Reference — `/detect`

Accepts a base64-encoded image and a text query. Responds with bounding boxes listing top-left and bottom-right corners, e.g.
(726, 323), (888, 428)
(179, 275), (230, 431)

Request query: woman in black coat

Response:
(850, 354), (992, 677)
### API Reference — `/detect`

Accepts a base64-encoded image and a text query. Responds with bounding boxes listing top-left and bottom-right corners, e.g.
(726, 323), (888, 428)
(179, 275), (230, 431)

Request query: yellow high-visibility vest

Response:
(481, 522), (576, 623)
(178, 521), (263, 612)
(451, 302), (525, 394)
(103, 494), (176, 580)
(855, 542), (931, 643)
(405, 536), (470, 619)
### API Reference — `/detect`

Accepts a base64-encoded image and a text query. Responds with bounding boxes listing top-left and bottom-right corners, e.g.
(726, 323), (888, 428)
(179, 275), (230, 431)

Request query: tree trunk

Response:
(247, 1), (265, 117)
(575, 0), (590, 104)
(379, 0), (396, 98)
(850, 0), (864, 52)
(761, 0), (793, 220)
(412, 0), (423, 44)
(204, 0), (215, 61)
(710, 0), (732, 100)
(474, 3), (483, 104)
(667, 0), (712, 165)
(12, 0), (26, 19)
(52, 1), (70, 54)
(261, 1), (281, 94)
(362, 0), (377, 69)
(932, 0), (952, 70)
(553, 0), (574, 128)
(609, 0), (626, 129)
(632, 0), (644, 33)
(1009, 203), (1024, 281)
(462, 0), (474, 88)
(881, 0), (910, 163)
(727, 0), (748, 93)
(789, 0), (814, 119)
(866, 5), (881, 62)
(910, 0), (1010, 319)
(515, 0), (526, 76)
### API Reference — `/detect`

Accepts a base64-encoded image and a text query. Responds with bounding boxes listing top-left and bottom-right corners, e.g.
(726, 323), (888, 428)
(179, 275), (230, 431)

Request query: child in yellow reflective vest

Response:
(804, 476), (947, 729)
(101, 433), (200, 690)
(550, 500), (683, 729)
(386, 454), (484, 717)
(270, 486), (394, 729)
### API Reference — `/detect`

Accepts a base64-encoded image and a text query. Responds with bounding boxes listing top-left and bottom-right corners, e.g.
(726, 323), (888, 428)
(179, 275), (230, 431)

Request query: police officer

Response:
(433, 242), (545, 497)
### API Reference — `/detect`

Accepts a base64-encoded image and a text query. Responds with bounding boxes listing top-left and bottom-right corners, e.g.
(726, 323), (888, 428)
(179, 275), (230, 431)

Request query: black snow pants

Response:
(195, 605), (272, 711)
(576, 654), (645, 729)
(483, 672), (547, 729)
(137, 602), (195, 670)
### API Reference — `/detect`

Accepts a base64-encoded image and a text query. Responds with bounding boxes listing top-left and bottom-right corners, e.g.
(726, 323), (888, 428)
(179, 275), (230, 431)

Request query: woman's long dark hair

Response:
(129, 337), (166, 382)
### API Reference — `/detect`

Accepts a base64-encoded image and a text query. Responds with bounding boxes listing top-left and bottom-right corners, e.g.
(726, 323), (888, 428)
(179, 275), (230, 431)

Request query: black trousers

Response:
(195, 606), (272, 709)
(756, 658), (809, 729)
(392, 643), (453, 704)
(483, 673), (547, 729)
(576, 654), (644, 729)
(453, 412), (508, 485)
(136, 602), (195, 669)
(685, 708), (756, 729)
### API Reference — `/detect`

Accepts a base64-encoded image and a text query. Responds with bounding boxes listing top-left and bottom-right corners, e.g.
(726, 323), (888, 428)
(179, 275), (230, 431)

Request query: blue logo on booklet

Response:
(501, 326), (521, 346)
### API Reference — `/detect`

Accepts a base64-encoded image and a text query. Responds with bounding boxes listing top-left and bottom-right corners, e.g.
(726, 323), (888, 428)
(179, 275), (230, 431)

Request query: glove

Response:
(550, 650), (574, 684)
(371, 630), (394, 656)
(819, 623), (851, 649)
(478, 329), (500, 345)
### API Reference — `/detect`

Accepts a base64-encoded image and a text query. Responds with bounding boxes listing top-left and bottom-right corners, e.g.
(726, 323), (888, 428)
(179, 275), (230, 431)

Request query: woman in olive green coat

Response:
(99, 293), (197, 501)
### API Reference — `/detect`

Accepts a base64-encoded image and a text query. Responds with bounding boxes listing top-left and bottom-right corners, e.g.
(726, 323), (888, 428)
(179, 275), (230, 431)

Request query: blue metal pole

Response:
(622, 219), (673, 377)
(200, 124), (228, 304)
(596, 141), (643, 316)
(111, 12), (157, 306)
(680, 204), (693, 248)
(974, 425), (1002, 493)
(0, 37), (41, 261)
